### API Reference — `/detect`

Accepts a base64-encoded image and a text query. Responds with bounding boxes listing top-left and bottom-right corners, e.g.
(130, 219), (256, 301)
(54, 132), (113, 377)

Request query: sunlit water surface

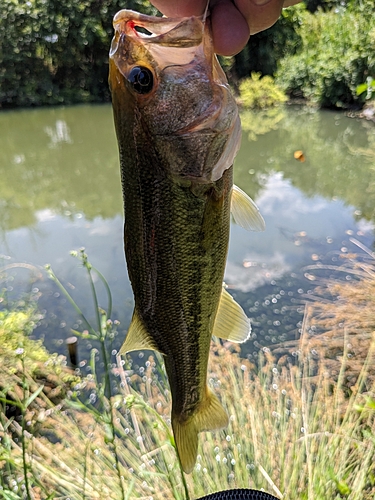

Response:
(1, 104), (374, 369)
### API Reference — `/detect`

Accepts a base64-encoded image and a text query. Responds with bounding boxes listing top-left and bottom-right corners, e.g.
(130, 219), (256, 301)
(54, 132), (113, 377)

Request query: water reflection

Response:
(227, 171), (367, 293)
(44, 119), (73, 147)
(0, 104), (374, 359)
(0, 105), (374, 233)
(236, 106), (375, 223)
(0, 105), (121, 231)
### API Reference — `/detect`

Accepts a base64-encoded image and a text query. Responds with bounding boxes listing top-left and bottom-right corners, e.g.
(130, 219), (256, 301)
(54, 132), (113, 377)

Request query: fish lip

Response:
(113, 9), (205, 47)
(113, 9), (204, 25)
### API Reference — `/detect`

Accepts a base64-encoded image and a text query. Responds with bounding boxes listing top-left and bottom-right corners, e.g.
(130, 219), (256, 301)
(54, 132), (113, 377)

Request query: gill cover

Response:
(109, 10), (241, 183)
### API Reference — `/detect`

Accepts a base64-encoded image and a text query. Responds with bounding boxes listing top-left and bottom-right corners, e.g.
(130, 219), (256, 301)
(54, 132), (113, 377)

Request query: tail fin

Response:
(172, 388), (229, 474)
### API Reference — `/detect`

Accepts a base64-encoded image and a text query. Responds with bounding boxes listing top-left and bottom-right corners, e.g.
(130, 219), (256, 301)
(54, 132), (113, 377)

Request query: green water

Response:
(0, 104), (374, 363)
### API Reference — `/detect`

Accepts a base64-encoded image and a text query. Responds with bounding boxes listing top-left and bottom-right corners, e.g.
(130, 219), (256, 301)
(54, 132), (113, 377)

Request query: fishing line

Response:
(202, 0), (210, 24)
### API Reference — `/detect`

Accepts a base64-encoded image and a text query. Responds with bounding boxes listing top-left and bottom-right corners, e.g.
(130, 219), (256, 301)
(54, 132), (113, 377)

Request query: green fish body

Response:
(109, 10), (265, 473)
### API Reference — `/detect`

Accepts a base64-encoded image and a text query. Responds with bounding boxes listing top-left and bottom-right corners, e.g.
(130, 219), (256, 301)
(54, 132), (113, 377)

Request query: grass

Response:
(0, 249), (374, 499)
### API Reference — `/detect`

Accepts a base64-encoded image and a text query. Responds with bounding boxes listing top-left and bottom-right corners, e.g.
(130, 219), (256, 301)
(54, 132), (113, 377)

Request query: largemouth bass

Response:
(109, 9), (265, 474)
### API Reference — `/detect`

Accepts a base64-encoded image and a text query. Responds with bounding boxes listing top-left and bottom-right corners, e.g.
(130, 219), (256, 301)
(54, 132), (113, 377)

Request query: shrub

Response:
(0, 0), (155, 107)
(276, 6), (375, 108)
(234, 4), (304, 79)
(357, 76), (375, 101)
(238, 72), (287, 109)
(1, 252), (375, 498)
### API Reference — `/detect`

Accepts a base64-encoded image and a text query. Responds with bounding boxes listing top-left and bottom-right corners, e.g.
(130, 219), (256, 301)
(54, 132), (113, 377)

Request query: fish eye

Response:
(127, 66), (154, 94)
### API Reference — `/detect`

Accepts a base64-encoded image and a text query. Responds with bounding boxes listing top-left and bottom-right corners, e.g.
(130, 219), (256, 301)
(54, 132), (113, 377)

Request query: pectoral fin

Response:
(119, 310), (160, 354)
(172, 388), (228, 474)
(231, 184), (265, 232)
(212, 287), (251, 343)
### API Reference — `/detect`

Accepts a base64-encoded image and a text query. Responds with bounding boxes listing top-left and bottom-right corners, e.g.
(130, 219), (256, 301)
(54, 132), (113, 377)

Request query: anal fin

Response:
(231, 184), (265, 232)
(172, 388), (228, 474)
(119, 310), (160, 355)
(212, 286), (251, 343)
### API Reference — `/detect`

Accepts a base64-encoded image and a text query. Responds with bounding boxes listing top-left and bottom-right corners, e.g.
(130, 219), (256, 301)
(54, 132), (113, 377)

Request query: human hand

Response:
(150, 0), (301, 56)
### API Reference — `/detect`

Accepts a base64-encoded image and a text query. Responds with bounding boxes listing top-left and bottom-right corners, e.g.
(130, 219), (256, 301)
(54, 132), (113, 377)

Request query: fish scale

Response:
(122, 111), (231, 407)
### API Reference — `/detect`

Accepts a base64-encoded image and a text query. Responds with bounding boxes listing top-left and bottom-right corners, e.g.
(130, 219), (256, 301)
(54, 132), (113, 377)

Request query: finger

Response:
(149, 0), (208, 17)
(234, 0), (284, 35)
(211, 0), (250, 56)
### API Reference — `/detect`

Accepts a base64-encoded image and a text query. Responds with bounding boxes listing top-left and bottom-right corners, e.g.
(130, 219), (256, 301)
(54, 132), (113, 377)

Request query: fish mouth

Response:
(112, 10), (204, 45)
(111, 10), (208, 69)
(110, 9), (229, 136)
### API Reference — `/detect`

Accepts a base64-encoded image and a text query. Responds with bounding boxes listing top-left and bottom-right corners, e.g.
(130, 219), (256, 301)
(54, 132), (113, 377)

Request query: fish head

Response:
(109, 10), (241, 183)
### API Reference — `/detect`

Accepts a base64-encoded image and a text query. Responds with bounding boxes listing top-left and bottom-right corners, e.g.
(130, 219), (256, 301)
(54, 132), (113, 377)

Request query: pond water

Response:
(0, 104), (374, 367)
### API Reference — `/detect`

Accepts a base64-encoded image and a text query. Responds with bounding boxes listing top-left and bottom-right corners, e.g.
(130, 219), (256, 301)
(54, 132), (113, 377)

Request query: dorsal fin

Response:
(231, 184), (265, 232)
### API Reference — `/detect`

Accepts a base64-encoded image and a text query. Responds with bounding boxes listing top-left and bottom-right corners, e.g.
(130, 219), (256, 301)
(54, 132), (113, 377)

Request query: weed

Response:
(0, 251), (374, 498)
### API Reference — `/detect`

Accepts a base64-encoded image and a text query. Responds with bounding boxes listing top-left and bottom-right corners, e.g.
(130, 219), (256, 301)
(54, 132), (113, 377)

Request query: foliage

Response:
(0, 0), (155, 107)
(0, 272), (80, 389)
(1, 0), (374, 108)
(234, 5), (304, 79)
(238, 73), (287, 109)
(304, 0), (375, 14)
(0, 308), (48, 367)
(276, 7), (375, 108)
(304, 0), (350, 13)
(0, 252), (375, 498)
(234, 105), (375, 226)
(357, 77), (375, 100)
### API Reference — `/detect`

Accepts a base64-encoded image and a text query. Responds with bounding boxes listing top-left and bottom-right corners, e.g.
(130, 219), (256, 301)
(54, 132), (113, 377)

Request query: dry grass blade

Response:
(1, 250), (375, 498)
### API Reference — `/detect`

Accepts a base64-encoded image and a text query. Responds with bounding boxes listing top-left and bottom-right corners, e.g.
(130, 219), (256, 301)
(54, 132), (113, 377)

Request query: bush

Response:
(276, 6), (375, 108)
(0, 0), (154, 107)
(234, 5), (304, 79)
(238, 72), (287, 109)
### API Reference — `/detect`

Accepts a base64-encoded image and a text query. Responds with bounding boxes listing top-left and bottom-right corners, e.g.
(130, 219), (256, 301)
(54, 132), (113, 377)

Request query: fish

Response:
(109, 9), (265, 474)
